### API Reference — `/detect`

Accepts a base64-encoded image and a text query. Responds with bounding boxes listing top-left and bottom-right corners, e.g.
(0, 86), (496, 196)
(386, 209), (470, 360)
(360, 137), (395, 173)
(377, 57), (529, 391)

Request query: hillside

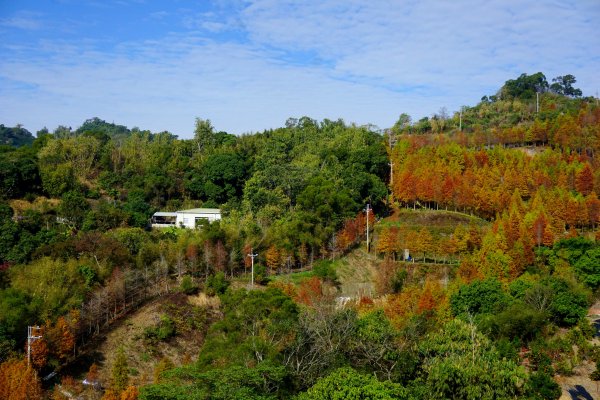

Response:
(0, 72), (599, 399)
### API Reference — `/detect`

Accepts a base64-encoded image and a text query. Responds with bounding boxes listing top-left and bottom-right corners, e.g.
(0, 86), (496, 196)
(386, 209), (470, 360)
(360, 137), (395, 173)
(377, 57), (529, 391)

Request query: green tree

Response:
(573, 246), (600, 289)
(140, 361), (288, 400)
(550, 74), (582, 97)
(527, 371), (561, 400)
(186, 152), (246, 204)
(420, 319), (527, 400)
(450, 278), (508, 317)
(349, 310), (407, 381)
(193, 118), (216, 154)
(0, 288), (35, 349)
(59, 191), (90, 229)
(501, 72), (548, 99)
(197, 288), (298, 369)
(545, 277), (588, 326)
(297, 367), (410, 400)
(112, 347), (129, 393)
(0, 148), (40, 198)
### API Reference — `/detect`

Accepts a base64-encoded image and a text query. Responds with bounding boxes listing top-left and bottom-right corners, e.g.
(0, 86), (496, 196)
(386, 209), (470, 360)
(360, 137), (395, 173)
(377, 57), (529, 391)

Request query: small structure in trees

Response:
(151, 208), (221, 229)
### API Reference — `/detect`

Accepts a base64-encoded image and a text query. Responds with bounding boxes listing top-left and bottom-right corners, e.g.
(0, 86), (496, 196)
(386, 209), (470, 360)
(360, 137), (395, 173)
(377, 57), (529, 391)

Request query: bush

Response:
(391, 269), (408, 293)
(144, 315), (176, 343)
(450, 278), (509, 316)
(544, 277), (588, 326)
(555, 359), (574, 376)
(527, 371), (561, 400)
(495, 338), (520, 363)
(529, 342), (554, 374)
(490, 303), (547, 341)
(253, 264), (269, 285)
(179, 276), (198, 295)
(312, 260), (338, 285)
(205, 272), (229, 296)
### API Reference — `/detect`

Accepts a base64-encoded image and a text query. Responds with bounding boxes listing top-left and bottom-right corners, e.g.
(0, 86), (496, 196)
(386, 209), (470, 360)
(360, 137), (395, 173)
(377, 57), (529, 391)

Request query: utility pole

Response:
(365, 204), (371, 253)
(247, 250), (258, 288)
(389, 161), (393, 186)
(27, 326), (42, 366)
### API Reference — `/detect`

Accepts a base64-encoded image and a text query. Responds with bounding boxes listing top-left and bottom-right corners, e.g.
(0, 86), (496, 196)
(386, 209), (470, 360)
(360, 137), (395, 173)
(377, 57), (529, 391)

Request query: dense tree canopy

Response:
(0, 72), (596, 399)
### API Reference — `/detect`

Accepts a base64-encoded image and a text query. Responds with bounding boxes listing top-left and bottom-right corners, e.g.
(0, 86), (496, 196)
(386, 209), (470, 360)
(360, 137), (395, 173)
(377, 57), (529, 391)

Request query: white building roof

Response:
(153, 211), (177, 217)
(177, 208), (221, 214)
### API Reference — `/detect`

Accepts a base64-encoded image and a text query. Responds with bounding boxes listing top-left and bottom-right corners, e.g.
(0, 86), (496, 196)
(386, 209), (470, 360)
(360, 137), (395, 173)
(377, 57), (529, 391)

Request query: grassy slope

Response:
(64, 292), (220, 394)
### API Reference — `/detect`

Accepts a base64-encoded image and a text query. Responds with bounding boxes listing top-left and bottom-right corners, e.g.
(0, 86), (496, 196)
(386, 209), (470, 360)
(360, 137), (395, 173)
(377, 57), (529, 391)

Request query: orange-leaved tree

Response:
(0, 358), (43, 400)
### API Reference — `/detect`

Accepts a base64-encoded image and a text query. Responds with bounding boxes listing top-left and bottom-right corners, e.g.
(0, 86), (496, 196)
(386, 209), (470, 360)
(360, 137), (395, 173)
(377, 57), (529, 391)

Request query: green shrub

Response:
(144, 315), (176, 343)
(450, 278), (509, 316)
(179, 275), (198, 295)
(312, 260), (338, 285)
(205, 272), (230, 296)
(253, 264), (269, 285)
(555, 359), (574, 376)
(491, 303), (547, 341)
(527, 371), (561, 400)
(391, 269), (408, 293)
(495, 338), (520, 362)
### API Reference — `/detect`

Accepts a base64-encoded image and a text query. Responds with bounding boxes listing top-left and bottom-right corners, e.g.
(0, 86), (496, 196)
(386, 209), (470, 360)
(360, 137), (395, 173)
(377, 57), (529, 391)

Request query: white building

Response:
(151, 208), (221, 229)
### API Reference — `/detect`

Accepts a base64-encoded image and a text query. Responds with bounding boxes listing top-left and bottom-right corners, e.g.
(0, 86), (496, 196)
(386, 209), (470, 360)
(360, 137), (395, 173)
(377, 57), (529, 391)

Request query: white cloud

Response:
(0, 0), (599, 137)
(0, 11), (42, 30)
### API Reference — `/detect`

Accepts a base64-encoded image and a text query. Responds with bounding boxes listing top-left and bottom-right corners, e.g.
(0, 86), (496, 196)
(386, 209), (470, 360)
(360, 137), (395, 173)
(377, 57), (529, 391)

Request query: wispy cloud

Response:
(0, 11), (43, 30)
(0, 0), (598, 137)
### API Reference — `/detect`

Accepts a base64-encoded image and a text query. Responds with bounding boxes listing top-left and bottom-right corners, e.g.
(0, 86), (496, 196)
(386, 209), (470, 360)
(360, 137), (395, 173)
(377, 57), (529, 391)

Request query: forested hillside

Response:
(1, 72), (599, 399)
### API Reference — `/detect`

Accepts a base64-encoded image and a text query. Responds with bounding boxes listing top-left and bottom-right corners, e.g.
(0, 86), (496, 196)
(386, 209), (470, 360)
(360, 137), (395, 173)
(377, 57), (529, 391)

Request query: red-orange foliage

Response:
(101, 389), (119, 400)
(586, 192), (600, 227)
(87, 363), (99, 384)
(357, 296), (375, 311)
(508, 240), (527, 279)
(295, 277), (323, 306)
(56, 375), (84, 397)
(542, 224), (555, 247)
(269, 281), (297, 298)
(532, 213), (547, 247)
(213, 241), (227, 273)
(384, 286), (421, 324)
(119, 386), (139, 400)
(28, 330), (48, 370)
(576, 163), (594, 196)
(0, 359), (43, 400)
(243, 243), (253, 269)
(417, 281), (441, 314)
(336, 232), (350, 254)
(48, 316), (76, 362)
(456, 257), (483, 283)
(376, 227), (397, 256)
(185, 243), (198, 263)
(265, 245), (280, 274)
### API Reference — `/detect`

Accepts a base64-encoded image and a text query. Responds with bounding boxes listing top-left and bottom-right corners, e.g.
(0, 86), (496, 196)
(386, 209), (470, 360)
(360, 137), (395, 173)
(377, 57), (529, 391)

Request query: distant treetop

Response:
(498, 72), (583, 100)
(0, 124), (35, 147)
(74, 117), (131, 139)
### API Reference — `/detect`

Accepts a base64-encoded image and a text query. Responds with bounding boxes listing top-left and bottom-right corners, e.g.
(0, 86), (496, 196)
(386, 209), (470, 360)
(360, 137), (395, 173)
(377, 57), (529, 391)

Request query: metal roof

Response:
(153, 211), (177, 217)
(177, 208), (221, 214)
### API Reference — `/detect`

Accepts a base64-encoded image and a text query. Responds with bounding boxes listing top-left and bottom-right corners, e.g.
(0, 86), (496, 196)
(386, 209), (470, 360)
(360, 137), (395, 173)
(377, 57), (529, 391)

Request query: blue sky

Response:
(1, 0), (599, 138)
